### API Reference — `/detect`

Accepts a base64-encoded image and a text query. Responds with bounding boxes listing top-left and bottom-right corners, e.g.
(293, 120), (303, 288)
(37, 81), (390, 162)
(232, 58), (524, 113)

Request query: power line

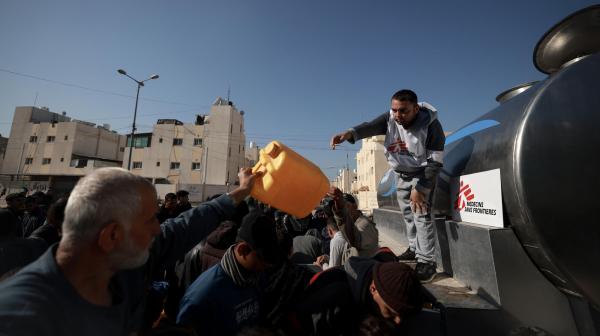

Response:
(0, 67), (206, 108)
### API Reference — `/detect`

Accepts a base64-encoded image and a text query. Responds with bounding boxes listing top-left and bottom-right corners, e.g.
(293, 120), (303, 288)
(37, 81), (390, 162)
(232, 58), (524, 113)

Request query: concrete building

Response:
(333, 168), (356, 194)
(355, 135), (388, 214)
(125, 97), (246, 201)
(245, 141), (260, 168)
(1, 106), (126, 194)
(0, 134), (7, 172)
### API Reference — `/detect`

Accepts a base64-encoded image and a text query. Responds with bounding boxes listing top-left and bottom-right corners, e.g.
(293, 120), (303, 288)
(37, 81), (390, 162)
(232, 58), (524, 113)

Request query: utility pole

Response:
(201, 128), (209, 201)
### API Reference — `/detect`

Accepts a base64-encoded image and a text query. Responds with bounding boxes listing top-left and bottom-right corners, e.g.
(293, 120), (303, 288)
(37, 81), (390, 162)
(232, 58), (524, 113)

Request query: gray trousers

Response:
(396, 173), (436, 264)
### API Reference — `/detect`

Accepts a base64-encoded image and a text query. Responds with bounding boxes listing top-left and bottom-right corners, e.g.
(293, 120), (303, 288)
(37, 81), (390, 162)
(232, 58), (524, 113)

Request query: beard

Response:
(109, 233), (152, 270)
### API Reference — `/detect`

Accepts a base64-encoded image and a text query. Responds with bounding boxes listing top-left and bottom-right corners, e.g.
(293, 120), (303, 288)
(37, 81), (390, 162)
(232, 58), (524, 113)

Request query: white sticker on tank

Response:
(451, 168), (504, 228)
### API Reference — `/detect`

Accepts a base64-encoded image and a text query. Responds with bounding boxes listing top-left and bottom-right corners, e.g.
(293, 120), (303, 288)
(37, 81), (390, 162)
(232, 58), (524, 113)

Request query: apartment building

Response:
(355, 135), (388, 214)
(125, 97), (247, 201)
(1, 106), (126, 194)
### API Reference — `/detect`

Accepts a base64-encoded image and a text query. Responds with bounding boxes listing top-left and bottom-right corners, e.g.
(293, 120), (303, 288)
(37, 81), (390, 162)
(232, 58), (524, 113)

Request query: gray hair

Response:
(62, 167), (155, 244)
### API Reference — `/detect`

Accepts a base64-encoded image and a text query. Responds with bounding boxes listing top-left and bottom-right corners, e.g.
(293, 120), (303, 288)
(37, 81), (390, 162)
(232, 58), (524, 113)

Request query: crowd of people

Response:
(0, 167), (426, 336)
(0, 89), (442, 335)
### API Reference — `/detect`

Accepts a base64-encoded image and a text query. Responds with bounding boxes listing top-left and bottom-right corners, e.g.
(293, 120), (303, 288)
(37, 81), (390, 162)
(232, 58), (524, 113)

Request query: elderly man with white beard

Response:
(0, 167), (259, 336)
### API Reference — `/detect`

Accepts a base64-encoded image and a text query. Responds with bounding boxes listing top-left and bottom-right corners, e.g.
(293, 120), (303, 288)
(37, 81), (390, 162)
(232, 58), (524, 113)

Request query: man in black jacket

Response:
(330, 89), (445, 282)
(0, 193), (25, 238)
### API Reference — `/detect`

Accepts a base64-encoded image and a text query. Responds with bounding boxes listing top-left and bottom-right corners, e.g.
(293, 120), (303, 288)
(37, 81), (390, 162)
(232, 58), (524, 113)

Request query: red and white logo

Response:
(454, 181), (475, 210)
(387, 139), (408, 154)
(451, 169), (504, 228)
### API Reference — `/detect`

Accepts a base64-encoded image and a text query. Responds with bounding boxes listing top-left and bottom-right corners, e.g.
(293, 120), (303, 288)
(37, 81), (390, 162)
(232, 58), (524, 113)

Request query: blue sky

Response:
(0, 0), (595, 178)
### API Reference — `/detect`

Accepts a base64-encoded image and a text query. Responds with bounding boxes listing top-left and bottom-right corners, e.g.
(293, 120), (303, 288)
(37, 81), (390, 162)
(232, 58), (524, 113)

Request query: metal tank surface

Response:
(377, 5), (600, 310)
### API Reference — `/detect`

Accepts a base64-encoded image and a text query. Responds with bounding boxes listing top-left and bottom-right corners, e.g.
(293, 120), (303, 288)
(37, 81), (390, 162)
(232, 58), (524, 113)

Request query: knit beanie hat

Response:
(373, 262), (424, 315)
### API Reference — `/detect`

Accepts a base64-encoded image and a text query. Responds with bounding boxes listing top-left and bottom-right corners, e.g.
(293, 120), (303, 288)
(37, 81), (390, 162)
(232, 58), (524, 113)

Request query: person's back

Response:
(0, 193), (25, 238)
(178, 263), (261, 336)
(353, 215), (379, 258)
(0, 236), (48, 279)
(291, 234), (322, 264)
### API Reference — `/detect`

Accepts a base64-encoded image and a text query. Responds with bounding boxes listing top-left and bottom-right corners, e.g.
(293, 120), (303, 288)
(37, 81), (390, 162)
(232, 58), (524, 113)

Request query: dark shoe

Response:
(397, 248), (416, 262)
(416, 262), (437, 283)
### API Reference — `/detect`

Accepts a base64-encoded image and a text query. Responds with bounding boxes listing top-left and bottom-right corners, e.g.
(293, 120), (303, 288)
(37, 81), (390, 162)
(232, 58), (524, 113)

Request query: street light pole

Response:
(128, 83), (142, 170)
(117, 69), (159, 170)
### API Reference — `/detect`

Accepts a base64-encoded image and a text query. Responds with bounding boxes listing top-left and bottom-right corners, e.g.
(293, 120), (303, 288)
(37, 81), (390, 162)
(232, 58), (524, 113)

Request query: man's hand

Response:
(326, 186), (345, 213)
(228, 168), (262, 205)
(314, 255), (329, 267)
(410, 188), (428, 214)
(330, 131), (352, 150)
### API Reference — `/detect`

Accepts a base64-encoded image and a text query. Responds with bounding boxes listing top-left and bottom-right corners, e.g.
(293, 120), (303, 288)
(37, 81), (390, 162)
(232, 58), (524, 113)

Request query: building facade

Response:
(1, 106), (126, 194)
(355, 135), (388, 214)
(245, 141), (260, 168)
(333, 168), (356, 194)
(0, 134), (7, 173)
(124, 97), (247, 201)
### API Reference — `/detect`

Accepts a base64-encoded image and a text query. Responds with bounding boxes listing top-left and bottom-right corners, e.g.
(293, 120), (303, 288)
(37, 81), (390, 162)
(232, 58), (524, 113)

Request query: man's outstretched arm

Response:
(330, 112), (388, 149)
(151, 168), (259, 268)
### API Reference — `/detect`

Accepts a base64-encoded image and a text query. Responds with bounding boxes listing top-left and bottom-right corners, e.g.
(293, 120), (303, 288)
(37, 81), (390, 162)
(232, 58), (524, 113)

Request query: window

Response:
(128, 135), (151, 148)
(120, 147), (124, 152)
(228, 147), (231, 157)
(230, 124), (233, 134)
(159, 138), (163, 143)
(64, 135), (69, 140)
(60, 158), (64, 162)
(192, 162), (201, 170)
(238, 144), (241, 153)
(194, 138), (203, 146)
(156, 162), (161, 167)
(47, 136), (55, 143)
(170, 162), (180, 170)
(25, 158), (33, 165)
(42, 158), (51, 165)
(173, 138), (183, 146)
(70, 159), (88, 168)
(29, 136), (38, 143)
(132, 162), (143, 169)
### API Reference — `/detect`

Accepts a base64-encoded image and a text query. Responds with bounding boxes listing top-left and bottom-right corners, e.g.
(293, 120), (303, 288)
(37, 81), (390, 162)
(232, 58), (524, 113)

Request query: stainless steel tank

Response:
(378, 5), (600, 308)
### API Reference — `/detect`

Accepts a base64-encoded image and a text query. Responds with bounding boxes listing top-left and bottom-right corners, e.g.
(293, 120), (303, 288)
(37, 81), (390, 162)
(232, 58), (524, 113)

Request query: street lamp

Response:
(117, 69), (159, 170)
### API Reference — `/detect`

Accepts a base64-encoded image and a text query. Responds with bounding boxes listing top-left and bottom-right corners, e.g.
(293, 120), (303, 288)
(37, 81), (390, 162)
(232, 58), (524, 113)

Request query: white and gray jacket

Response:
(348, 102), (445, 194)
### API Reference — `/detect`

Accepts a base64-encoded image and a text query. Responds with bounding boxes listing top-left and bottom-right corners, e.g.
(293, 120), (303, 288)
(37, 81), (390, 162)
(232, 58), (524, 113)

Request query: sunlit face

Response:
(111, 187), (161, 270)
(391, 99), (419, 128)
(370, 281), (402, 325)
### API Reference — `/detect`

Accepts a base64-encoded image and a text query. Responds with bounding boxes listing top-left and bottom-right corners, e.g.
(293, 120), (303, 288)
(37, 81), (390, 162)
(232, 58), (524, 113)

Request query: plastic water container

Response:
(251, 141), (330, 218)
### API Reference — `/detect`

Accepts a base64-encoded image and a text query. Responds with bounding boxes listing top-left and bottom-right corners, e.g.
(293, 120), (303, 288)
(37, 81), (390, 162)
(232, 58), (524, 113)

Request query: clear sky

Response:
(0, 0), (595, 178)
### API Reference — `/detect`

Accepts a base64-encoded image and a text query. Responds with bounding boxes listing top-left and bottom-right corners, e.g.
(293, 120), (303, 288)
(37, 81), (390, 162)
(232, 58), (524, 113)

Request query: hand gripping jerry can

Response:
(251, 141), (330, 218)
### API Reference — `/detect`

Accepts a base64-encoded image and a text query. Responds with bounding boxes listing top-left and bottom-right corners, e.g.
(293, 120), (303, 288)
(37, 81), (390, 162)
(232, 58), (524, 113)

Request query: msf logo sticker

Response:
(387, 136), (415, 156)
(387, 139), (408, 154)
(454, 181), (474, 210)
